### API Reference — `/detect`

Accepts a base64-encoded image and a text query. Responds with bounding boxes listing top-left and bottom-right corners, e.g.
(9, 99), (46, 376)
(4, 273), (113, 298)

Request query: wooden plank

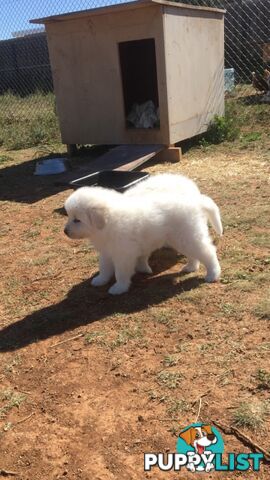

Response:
(30, 0), (225, 25)
(80, 144), (165, 173)
(56, 144), (165, 185)
(154, 146), (182, 163)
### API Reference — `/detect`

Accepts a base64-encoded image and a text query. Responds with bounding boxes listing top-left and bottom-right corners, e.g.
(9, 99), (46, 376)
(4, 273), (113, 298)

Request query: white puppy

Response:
(126, 173), (201, 198)
(125, 173), (202, 249)
(125, 172), (222, 243)
(64, 180), (222, 295)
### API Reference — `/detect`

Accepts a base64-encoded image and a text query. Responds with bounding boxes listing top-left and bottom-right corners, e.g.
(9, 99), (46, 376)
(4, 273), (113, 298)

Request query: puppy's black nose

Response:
(207, 433), (216, 442)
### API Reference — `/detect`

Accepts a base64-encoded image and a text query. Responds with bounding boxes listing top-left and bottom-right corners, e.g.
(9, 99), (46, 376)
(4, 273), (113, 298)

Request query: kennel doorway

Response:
(118, 38), (160, 129)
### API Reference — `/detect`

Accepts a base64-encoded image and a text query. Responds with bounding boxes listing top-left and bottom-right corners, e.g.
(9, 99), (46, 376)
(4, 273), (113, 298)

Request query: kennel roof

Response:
(31, 0), (225, 24)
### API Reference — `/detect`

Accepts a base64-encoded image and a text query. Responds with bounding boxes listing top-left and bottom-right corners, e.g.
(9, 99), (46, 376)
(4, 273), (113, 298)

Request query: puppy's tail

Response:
(201, 195), (223, 236)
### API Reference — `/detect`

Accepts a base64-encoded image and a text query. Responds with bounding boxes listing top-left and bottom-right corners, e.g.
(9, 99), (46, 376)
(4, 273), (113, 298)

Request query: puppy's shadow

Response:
(143, 248), (182, 275)
(90, 248), (183, 287)
(0, 270), (203, 352)
(54, 206), (67, 217)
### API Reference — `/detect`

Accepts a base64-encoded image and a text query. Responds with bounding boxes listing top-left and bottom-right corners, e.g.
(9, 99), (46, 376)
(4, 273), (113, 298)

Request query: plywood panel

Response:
(163, 7), (224, 144)
(61, 144), (165, 185)
(46, 5), (170, 145)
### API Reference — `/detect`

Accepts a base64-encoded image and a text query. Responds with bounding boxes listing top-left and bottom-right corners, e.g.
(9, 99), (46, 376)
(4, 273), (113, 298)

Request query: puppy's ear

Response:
(202, 425), (212, 435)
(179, 428), (192, 445)
(88, 206), (108, 230)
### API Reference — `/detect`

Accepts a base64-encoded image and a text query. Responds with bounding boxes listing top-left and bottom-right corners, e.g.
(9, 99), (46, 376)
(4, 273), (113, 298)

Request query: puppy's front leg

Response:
(109, 256), (136, 295)
(136, 256), (153, 274)
(91, 253), (114, 287)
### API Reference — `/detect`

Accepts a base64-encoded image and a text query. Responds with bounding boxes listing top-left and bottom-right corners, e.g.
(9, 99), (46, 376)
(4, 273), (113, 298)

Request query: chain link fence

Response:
(0, 0), (269, 150)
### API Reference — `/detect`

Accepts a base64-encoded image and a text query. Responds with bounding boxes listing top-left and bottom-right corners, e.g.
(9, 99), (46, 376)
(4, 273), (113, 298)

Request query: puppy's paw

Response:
(108, 282), (130, 295)
(205, 271), (220, 283)
(91, 274), (110, 287)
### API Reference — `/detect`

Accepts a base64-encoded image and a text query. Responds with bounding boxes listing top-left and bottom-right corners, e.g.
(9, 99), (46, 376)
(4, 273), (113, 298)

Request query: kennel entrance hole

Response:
(118, 38), (160, 128)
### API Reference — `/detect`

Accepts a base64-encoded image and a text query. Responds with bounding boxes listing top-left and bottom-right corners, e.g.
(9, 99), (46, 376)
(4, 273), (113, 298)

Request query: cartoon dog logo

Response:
(176, 422), (224, 472)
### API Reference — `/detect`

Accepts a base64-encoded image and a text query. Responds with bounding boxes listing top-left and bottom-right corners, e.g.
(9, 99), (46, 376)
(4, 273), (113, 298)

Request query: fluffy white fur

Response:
(126, 173), (201, 198)
(126, 173), (223, 236)
(64, 174), (222, 295)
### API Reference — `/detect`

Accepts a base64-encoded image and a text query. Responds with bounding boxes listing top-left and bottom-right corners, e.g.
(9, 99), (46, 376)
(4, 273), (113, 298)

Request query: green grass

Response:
(148, 391), (167, 403)
(253, 299), (270, 320)
(174, 342), (190, 353)
(1, 86), (268, 153)
(258, 343), (270, 352)
(250, 233), (269, 248)
(157, 371), (183, 390)
(214, 301), (244, 320)
(166, 398), (188, 417)
(0, 91), (60, 150)
(235, 101), (270, 126)
(219, 302), (240, 317)
(0, 154), (13, 163)
(3, 355), (21, 374)
(24, 229), (40, 239)
(163, 355), (179, 367)
(84, 331), (105, 345)
(240, 132), (262, 143)
(151, 310), (174, 325)
(176, 287), (205, 305)
(28, 256), (51, 266)
(233, 272), (249, 280)
(110, 325), (143, 349)
(232, 401), (269, 431)
(186, 88), (270, 154)
(197, 343), (215, 353)
(222, 268), (269, 292)
(201, 105), (240, 145)
(255, 369), (270, 390)
(150, 309), (178, 333)
(0, 390), (26, 419)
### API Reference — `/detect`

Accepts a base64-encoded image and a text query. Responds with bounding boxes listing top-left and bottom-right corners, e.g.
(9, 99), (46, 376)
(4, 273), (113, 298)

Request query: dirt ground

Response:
(0, 134), (269, 479)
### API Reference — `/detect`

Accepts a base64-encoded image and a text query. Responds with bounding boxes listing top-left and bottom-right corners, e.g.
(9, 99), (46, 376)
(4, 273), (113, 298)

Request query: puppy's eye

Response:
(73, 218), (81, 223)
(195, 433), (200, 438)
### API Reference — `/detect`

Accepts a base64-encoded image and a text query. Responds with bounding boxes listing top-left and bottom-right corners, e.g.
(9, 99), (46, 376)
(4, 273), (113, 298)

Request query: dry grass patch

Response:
(232, 400), (269, 431)
(157, 371), (183, 390)
(253, 298), (270, 320)
(0, 390), (26, 419)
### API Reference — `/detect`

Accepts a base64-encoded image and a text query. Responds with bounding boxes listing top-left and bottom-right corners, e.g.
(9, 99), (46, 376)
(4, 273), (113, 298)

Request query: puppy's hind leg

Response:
(181, 257), (200, 274)
(91, 254), (114, 287)
(109, 255), (137, 295)
(195, 243), (221, 282)
(136, 256), (153, 274)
